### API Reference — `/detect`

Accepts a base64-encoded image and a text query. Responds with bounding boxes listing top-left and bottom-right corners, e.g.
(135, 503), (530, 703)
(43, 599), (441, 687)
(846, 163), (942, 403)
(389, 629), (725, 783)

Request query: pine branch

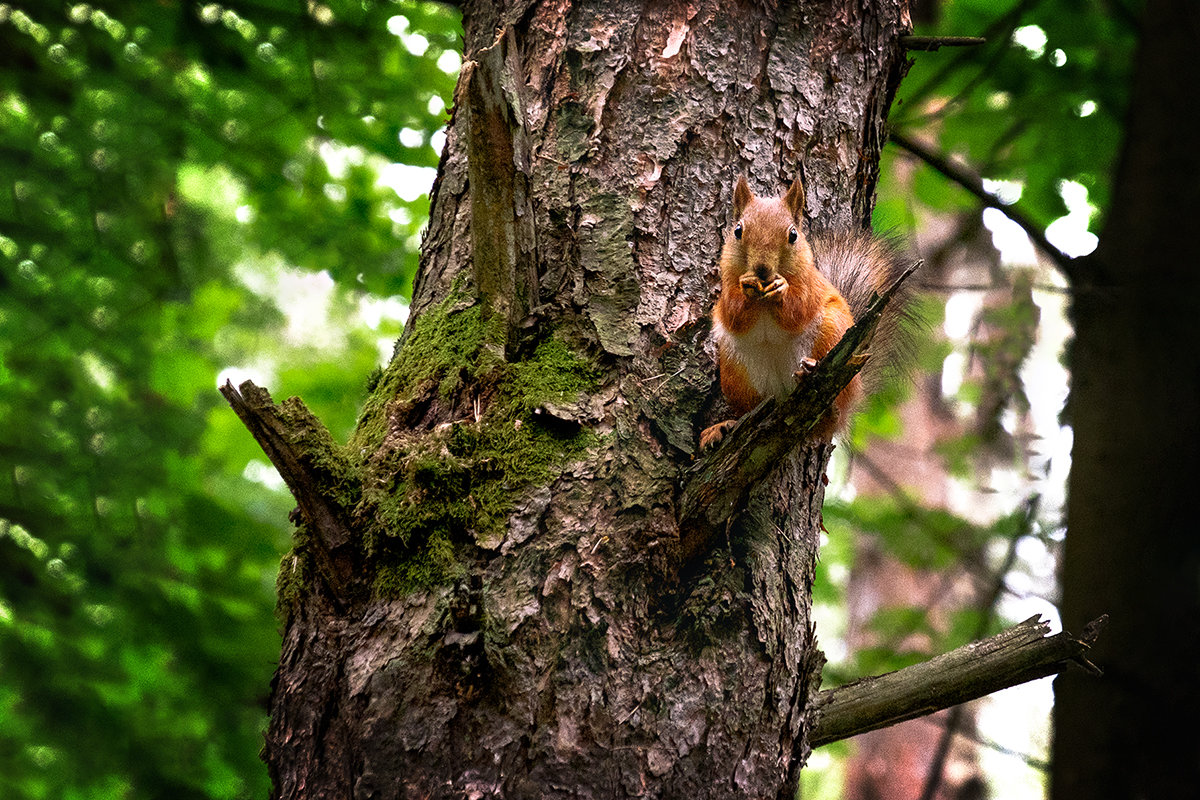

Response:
(677, 261), (920, 562)
(809, 615), (1106, 748)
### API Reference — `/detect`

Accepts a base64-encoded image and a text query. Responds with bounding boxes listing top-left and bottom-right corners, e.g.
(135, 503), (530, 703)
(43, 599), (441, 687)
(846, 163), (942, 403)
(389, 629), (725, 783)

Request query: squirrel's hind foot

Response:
(699, 419), (737, 452)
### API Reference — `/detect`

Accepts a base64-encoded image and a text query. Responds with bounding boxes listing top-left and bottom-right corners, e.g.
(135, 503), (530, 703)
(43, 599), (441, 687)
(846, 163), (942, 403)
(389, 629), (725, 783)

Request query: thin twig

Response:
(918, 280), (1070, 295)
(918, 715), (1050, 772)
(900, 35), (986, 51)
(918, 496), (1037, 800)
(900, 0), (1045, 112)
(889, 130), (1078, 281)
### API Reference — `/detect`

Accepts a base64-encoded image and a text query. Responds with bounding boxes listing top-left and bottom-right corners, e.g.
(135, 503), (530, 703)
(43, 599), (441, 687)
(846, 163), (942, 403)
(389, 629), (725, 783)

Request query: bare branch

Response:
(900, 35), (986, 51)
(888, 130), (1079, 281)
(900, 0), (1045, 111)
(809, 615), (1106, 748)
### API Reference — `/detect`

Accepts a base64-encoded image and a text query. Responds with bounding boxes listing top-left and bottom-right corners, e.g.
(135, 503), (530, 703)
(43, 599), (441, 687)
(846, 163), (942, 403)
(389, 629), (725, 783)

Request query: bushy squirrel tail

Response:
(811, 229), (922, 392)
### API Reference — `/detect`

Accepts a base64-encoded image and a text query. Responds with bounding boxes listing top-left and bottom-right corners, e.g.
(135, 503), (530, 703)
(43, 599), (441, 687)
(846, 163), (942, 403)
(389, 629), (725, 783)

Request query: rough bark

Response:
(260, 1), (911, 798)
(1053, 0), (1200, 795)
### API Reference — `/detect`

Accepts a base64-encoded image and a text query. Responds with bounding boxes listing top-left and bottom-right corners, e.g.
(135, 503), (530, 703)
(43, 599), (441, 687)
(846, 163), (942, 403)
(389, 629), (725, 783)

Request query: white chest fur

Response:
(715, 312), (823, 400)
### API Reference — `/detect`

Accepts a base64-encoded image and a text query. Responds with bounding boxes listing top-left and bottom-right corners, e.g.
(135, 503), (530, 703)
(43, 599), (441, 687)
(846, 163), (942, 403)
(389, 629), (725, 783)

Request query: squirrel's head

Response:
(723, 175), (816, 290)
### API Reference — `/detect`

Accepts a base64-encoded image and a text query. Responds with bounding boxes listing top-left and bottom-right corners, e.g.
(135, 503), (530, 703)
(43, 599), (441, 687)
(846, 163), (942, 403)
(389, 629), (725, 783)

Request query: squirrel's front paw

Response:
(739, 274), (764, 298)
(760, 277), (787, 301)
(739, 274), (787, 301)
(699, 420), (737, 452)
(793, 357), (818, 382)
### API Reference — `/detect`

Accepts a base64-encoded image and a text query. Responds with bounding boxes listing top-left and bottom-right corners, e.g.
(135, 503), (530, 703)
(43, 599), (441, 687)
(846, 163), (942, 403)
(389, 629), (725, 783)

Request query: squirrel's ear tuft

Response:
(784, 177), (805, 221)
(733, 175), (753, 219)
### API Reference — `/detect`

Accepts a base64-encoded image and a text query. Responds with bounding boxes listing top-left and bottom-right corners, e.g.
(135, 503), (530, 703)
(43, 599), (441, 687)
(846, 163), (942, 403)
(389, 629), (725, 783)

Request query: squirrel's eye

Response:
(788, 226), (798, 244)
(734, 222), (743, 240)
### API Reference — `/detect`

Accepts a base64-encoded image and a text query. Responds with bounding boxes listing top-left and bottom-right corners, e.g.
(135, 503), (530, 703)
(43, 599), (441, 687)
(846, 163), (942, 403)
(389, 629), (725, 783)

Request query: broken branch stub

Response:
(220, 380), (361, 605)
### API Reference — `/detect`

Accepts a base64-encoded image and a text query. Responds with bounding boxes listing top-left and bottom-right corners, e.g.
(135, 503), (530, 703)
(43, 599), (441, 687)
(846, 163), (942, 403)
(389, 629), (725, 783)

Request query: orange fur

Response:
(702, 176), (877, 448)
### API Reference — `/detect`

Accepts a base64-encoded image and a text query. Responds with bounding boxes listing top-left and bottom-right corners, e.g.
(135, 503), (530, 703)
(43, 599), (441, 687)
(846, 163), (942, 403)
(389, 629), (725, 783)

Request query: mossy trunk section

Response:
(265, 1), (909, 798)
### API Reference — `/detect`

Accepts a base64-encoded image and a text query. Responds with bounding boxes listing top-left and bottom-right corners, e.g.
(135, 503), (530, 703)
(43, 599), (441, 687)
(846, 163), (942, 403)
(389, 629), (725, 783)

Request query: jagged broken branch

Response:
(677, 260), (921, 561)
(220, 380), (360, 604)
(809, 615), (1106, 748)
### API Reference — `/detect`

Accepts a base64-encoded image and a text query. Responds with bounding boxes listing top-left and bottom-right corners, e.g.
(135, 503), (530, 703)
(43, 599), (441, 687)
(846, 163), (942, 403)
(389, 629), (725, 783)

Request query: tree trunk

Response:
(259, 1), (909, 797)
(1053, 0), (1200, 796)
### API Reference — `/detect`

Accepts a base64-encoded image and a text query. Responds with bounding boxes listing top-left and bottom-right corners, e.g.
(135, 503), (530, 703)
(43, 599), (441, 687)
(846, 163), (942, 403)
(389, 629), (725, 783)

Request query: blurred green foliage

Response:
(880, 0), (1134, 233)
(0, 1), (459, 798)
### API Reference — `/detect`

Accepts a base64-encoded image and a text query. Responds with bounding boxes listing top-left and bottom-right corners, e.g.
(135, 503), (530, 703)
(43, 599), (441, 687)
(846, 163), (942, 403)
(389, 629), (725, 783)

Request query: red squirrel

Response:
(700, 175), (911, 450)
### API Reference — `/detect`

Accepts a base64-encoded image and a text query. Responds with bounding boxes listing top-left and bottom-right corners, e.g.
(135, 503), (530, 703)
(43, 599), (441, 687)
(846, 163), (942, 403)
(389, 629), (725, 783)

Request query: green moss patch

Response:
(351, 290), (493, 456)
(510, 336), (600, 412)
(372, 529), (461, 597)
(269, 298), (604, 607)
(357, 326), (602, 598)
(275, 524), (316, 618)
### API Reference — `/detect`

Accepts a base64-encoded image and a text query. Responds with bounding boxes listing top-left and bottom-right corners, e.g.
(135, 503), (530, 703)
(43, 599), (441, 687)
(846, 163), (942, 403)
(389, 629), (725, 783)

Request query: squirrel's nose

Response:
(754, 264), (771, 281)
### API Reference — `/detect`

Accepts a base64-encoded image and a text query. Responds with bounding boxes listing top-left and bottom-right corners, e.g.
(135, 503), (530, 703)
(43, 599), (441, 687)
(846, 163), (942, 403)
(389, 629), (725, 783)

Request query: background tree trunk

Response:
(1053, 0), (1200, 796)
(263, 1), (909, 797)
